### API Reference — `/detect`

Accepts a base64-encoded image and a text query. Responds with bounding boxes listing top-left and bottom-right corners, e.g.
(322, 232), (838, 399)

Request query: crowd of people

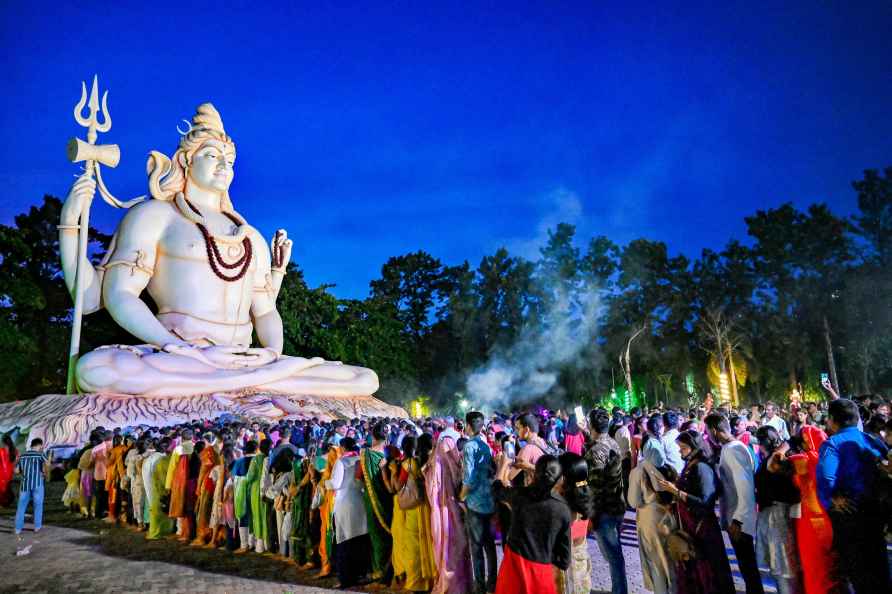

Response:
(2, 393), (892, 594)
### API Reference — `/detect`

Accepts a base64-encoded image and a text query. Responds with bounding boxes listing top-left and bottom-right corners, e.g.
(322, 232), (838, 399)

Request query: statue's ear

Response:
(177, 151), (189, 169)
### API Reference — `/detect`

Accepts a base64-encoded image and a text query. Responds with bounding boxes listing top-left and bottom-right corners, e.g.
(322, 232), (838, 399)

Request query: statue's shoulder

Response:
(126, 198), (177, 219)
(118, 199), (176, 228)
(114, 199), (177, 242)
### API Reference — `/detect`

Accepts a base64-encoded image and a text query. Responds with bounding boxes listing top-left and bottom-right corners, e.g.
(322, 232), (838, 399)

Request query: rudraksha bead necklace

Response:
(179, 196), (253, 282)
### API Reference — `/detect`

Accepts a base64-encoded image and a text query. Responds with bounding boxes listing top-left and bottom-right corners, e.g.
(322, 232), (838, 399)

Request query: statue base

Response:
(0, 391), (407, 447)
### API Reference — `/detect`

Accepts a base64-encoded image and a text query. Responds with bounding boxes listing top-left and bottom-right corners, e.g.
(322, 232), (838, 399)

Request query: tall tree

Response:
(277, 264), (344, 361)
(370, 251), (445, 342)
(474, 248), (536, 356)
(0, 196), (111, 400)
(746, 203), (853, 394)
(851, 167), (892, 266)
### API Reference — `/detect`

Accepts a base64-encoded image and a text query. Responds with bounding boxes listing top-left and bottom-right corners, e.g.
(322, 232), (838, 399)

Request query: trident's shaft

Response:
(66, 75), (110, 395)
(66, 186), (93, 394)
(65, 76), (144, 394)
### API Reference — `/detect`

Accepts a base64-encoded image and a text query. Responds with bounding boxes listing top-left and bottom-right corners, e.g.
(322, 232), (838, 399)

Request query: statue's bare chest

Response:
(157, 216), (256, 273)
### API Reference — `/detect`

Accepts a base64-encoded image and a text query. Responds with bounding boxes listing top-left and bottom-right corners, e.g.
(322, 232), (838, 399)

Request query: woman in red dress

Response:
(788, 425), (843, 594)
(0, 434), (17, 507)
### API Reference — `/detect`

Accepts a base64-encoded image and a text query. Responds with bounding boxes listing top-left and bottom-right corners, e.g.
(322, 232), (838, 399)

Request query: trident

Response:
(65, 75), (144, 394)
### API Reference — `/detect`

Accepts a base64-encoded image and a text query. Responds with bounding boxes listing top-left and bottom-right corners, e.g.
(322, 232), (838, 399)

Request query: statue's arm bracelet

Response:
(271, 267), (286, 274)
(57, 224), (81, 231)
(98, 260), (154, 276)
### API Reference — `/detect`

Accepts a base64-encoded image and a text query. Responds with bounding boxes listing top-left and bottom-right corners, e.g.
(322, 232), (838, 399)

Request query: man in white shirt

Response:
(610, 409), (632, 507)
(660, 411), (684, 474)
(705, 413), (763, 594)
(761, 401), (790, 441)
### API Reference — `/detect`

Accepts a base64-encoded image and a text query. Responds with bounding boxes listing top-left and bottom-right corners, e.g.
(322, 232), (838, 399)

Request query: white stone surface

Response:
(0, 391), (407, 447)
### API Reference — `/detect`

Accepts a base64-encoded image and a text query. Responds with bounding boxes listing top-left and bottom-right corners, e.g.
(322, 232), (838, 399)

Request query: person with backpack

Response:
(585, 408), (628, 594)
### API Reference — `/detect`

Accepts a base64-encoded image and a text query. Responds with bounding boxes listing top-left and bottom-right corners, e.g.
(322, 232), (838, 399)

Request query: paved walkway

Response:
(1, 518), (338, 594)
(2, 513), (777, 594)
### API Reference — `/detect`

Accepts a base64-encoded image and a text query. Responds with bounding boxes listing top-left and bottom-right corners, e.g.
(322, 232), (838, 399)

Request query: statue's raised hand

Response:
(61, 173), (97, 226)
(271, 229), (293, 271)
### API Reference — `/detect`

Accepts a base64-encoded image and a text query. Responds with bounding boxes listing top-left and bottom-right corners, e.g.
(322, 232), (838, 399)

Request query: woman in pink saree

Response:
(423, 435), (472, 594)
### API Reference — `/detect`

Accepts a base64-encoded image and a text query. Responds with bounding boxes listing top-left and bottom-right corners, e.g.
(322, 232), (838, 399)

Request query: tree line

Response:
(1, 168), (889, 410)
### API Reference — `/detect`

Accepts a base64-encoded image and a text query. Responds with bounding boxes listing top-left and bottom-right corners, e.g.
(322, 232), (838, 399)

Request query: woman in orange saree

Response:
(317, 444), (341, 578)
(788, 425), (843, 594)
(193, 439), (219, 545)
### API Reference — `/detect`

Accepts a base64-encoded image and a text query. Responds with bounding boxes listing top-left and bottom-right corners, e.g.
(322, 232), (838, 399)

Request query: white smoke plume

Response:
(465, 286), (601, 410)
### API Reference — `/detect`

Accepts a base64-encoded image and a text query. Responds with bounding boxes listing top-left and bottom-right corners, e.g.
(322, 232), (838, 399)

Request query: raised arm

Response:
(250, 229), (284, 354)
(59, 174), (102, 313)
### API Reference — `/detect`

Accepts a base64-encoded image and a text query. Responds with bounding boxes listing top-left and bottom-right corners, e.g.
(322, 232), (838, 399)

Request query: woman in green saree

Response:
(245, 438), (270, 553)
(360, 422), (394, 587)
(290, 452), (316, 568)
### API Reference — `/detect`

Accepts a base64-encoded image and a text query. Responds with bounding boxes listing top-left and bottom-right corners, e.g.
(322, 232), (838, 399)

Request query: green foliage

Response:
(0, 197), (109, 400)
(3, 167), (892, 408)
(851, 167), (892, 266)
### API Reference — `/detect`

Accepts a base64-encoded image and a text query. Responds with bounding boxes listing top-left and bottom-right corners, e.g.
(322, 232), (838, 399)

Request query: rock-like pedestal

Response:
(0, 391), (407, 447)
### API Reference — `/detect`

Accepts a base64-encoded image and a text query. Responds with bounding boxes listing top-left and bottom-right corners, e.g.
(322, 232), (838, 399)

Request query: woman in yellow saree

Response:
(388, 434), (437, 592)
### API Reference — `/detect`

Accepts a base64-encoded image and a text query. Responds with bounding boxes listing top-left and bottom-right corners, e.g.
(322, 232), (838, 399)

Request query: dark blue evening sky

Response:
(2, 2), (891, 298)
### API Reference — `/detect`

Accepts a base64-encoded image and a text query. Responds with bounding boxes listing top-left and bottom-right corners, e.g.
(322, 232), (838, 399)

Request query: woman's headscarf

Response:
(800, 425), (828, 460)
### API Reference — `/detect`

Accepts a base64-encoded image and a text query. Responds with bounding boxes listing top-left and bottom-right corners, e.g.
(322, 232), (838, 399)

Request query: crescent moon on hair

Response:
(176, 119), (194, 136)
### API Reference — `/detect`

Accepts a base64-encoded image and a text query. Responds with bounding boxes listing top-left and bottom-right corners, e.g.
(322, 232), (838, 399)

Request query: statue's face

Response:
(189, 139), (235, 193)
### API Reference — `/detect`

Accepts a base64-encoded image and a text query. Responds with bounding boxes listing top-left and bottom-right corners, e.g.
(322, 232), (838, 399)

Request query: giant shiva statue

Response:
(58, 103), (378, 398)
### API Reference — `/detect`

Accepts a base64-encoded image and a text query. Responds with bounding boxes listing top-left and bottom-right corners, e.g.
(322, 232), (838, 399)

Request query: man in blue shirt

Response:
(14, 438), (50, 538)
(816, 398), (889, 594)
(459, 411), (496, 594)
